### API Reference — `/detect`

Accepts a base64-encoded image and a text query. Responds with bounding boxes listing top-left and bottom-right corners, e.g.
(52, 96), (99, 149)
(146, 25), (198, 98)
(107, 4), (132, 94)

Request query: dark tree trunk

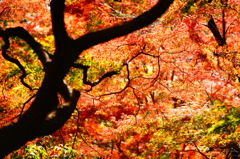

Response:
(0, 0), (174, 157)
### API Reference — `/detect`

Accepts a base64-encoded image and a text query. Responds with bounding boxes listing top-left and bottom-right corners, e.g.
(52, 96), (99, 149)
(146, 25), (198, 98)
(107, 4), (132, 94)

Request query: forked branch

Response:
(73, 63), (119, 87)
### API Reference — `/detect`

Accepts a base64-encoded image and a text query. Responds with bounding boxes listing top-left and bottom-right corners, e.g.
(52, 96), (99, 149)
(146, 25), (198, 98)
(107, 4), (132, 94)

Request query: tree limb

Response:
(207, 16), (226, 46)
(50, 0), (71, 47)
(1, 27), (51, 68)
(73, 63), (119, 87)
(74, 0), (174, 51)
(1, 30), (32, 90)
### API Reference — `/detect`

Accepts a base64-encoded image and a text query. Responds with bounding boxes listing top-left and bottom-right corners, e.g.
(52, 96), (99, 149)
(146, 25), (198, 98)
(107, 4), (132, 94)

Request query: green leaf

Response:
(181, 0), (197, 14)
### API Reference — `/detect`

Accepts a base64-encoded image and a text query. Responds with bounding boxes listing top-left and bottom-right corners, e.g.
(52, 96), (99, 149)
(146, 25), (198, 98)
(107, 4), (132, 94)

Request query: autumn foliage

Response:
(0, 0), (240, 158)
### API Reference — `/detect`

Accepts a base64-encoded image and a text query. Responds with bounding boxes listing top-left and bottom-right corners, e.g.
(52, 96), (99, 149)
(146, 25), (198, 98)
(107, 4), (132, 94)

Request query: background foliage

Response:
(0, 0), (240, 158)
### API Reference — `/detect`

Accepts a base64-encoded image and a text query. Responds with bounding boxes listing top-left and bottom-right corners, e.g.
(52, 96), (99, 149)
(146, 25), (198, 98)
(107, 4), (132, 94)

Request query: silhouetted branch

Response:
(207, 16), (226, 46)
(73, 63), (119, 87)
(74, 0), (174, 52)
(50, 0), (70, 46)
(0, 0), (174, 157)
(1, 27), (51, 66)
(1, 33), (32, 90)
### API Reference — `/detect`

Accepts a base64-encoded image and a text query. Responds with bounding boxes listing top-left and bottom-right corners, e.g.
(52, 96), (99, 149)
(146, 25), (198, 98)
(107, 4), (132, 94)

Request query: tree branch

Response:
(207, 16), (226, 46)
(74, 0), (174, 51)
(73, 63), (119, 87)
(0, 27), (54, 90)
(1, 27), (51, 68)
(50, 0), (71, 46)
(0, 0), (174, 157)
(1, 31), (32, 90)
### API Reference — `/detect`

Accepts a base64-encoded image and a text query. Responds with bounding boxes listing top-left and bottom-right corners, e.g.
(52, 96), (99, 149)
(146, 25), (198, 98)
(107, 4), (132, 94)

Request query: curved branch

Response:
(74, 0), (174, 51)
(0, 27), (53, 90)
(1, 27), (51, 67)
(100, 63), (131, 96)
(73, 63), (119, 87)
(2, 33), (32, 90)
